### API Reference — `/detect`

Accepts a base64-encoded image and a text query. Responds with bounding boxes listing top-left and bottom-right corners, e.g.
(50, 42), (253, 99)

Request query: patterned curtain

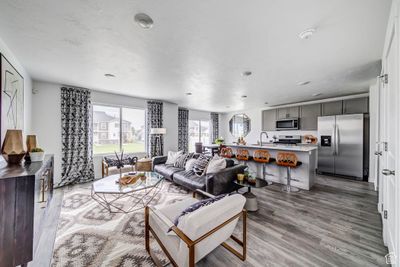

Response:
(146, 101), (163, 157)
(210, 112), (219, 143)
(178, 108), (189, 152)
(58, 87), (95, 187)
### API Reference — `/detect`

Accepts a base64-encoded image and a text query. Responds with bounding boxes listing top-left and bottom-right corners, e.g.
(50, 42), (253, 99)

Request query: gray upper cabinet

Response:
(300, 103), (321, 130)
(262, 109), (276, 131)
(277, 106), (299, 119)
(343, 97), (369, 114)
(321, 101), (343, 116)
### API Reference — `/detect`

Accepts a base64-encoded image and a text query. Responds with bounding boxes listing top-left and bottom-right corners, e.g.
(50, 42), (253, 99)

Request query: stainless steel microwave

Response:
(276, 118), (300, 130)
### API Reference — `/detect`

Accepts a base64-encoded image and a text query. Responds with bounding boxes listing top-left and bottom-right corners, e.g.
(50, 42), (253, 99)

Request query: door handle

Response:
(331, 124), (336, 155)
(382, 169), (395, 176)
(335, 125), (339, 155)
(375, 151), (382, 156)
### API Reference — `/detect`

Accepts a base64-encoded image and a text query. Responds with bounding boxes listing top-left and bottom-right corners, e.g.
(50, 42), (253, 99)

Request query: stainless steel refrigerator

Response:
(317, 114), (364, 179)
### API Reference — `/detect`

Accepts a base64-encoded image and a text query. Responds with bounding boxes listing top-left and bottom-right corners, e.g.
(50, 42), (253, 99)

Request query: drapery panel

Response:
(210, 112), (219, 143)
(146, 101), (163, 157)
(58, 87), (94, 187)
(178, 108), (189, 152)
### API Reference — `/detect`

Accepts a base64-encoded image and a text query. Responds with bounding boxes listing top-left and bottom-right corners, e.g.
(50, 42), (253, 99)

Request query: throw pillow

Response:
(185, 158), (197, 171)
(169, 194), (227, 230)
(174, 153), (194, 168)
(206, 155), (227, 174)
(192, 154), (211, 176)
(165, 150), (183, 165)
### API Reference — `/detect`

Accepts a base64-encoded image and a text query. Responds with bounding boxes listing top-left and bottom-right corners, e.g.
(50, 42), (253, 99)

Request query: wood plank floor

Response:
(42, 174), (387, 267)
(198, 175), (388, 267)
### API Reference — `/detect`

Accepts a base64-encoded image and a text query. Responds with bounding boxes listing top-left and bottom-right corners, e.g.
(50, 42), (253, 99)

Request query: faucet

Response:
(260, 131), (269, 146)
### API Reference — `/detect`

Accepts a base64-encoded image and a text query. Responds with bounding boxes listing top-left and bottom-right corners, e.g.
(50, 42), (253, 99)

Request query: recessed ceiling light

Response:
(226, 106), (230, 108)
(134, 13), (154, 29)
(186, 92), (192, 96)
(297, 81), (311, 86)
(104, 73), (115, 78)
(241, 95), (247, 98)
(242, 71), (252, 76)
(299, 28), (315, 39)
(264, 102), (269, 105)
(312, 93), (322, 97)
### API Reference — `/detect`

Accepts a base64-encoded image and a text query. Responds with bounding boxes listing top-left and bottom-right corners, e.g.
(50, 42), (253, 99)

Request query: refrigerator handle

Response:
(336, 125), (339, 156)
(332, 124), (336, 155)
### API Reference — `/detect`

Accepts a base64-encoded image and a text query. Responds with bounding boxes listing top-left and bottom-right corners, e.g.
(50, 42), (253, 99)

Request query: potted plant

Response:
(30, 147), (45, 162)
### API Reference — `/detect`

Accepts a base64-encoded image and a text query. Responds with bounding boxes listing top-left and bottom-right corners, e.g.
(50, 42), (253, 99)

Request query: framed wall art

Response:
(0, 53), (24, 144)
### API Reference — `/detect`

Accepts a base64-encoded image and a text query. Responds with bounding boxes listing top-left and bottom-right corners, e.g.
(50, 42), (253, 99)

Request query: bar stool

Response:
(253, 150), (275, 183)
(220, 147), (235, 158)
(275, 152), (302, 193)
(236, 148), (250, 166)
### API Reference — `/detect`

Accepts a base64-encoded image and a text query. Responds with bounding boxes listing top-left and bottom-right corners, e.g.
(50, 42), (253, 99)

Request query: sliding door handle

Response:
(382, 169), (395, 176)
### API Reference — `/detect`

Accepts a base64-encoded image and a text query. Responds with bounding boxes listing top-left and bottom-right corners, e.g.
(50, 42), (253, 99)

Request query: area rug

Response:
(51, 180), (190, 267)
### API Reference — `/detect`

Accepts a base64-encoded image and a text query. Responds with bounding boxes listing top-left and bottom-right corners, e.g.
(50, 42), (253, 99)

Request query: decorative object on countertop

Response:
(276, 152), (302, 193)
(137, 157), (152, 171)
(1, 129), (25, 164)
(304, 134), (318, 144)
(238, 136), (247, 145)
(24, 134), (37, 162)
(1, 54), (24, 143)
(229, 113), (251, 138)
(214, 137), (224, 145)
(58, 86), (94, 187)
(29, 147), (45, 162)
(220, 147), (234, 158)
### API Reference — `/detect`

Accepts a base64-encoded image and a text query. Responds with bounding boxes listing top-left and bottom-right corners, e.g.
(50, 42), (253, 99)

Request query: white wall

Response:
(0, 36), (33, 139)
(31, 81), (180, 182)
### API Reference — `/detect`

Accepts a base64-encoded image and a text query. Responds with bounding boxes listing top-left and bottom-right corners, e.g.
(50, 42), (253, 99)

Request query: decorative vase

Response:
(25, 135), (37, 162)
(1, 129), (25, 164)
(29, 151), (45, 162)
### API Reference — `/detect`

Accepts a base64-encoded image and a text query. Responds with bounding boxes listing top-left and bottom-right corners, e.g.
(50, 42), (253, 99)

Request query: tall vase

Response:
(1, 129), (25, 164)
(25, 135), (37, 162)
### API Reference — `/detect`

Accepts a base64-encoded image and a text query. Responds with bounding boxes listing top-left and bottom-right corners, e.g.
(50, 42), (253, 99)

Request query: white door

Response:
(380, 16), (399, 261)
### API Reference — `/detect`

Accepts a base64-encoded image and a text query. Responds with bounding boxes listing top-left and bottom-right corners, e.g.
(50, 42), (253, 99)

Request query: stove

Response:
(273, 135), (301, 145)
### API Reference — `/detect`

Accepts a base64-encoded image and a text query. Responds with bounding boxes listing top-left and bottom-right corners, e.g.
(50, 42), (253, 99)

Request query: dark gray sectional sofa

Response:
(152, 155), (246, 195)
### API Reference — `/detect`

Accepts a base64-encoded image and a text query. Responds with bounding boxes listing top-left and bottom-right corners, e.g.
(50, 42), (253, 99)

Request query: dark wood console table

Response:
(0, 155), (54, 267)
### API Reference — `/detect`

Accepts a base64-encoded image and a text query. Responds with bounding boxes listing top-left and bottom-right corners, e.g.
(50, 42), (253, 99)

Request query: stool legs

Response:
(281, 167), (300, 193)
(261, 163), (273, 185)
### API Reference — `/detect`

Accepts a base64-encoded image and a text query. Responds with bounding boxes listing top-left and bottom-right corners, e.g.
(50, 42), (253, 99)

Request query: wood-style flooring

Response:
(36, 174), (387, 267)
(198, 175), (388, 267)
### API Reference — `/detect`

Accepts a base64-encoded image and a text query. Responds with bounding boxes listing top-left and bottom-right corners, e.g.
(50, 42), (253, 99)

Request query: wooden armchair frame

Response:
(145, 189), (247, 267)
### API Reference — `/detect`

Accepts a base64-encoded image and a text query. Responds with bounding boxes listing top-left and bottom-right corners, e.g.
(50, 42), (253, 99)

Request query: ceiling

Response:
(0, 0), (391, 112)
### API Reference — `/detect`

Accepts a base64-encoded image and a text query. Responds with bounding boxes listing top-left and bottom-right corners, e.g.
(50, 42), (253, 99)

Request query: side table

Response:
(233, 178), (268, 211)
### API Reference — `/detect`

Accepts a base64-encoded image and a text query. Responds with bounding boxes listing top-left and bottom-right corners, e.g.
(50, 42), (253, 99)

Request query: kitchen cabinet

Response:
(343, 97), (369, 114)
(277, 106), (299, 119)
(262, 109), (276, 131)
(321, 101), (343, 116)
(300, 103), (321, 130)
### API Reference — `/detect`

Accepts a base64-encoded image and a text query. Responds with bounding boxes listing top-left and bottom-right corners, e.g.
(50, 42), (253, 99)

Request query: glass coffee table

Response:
(233, 178), (268, 212)
(91, 172), (164, 213)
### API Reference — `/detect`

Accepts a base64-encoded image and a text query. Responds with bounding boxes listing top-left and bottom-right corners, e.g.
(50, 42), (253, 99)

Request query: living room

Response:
(0, 0), (399, 267)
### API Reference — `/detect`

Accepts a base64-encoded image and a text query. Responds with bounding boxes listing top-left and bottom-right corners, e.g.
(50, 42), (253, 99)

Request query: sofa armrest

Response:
(152, 156), (168, 170)
(206, 165), (247, 195)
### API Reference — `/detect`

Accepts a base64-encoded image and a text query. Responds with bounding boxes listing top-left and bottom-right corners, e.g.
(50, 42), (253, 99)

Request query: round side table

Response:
(233, 178), (268, 211)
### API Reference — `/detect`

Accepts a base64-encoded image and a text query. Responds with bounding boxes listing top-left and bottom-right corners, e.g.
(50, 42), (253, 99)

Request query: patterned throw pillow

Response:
(192, 154), (211, 176)
(174, 153), (194, 168)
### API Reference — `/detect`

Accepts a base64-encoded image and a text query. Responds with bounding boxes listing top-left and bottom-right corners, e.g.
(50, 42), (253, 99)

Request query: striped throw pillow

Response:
(174, 153), (194, 168)
(192, 154), (211, 176)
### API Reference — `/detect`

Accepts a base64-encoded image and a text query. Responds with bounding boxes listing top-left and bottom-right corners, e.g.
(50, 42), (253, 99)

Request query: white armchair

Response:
(145, 189), (247, 267)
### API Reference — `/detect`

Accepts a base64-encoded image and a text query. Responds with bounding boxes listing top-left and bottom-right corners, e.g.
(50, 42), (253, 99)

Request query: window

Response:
(93, 105), (145, 154)
(188, 120), (210, 152)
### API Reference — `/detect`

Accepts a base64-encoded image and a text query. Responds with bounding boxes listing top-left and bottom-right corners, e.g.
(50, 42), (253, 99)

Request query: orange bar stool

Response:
(236, 148), (250, 166)
(275, 152), (302, 193)
(220, 147), (235, 158)
(253, 150), (274, 182)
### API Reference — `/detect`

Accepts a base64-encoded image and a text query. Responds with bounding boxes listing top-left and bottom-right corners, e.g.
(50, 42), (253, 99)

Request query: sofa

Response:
(152, 155), (246, 195)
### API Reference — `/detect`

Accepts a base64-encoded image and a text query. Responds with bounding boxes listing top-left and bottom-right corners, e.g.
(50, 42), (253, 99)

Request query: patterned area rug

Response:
(51, 180), (190, 267)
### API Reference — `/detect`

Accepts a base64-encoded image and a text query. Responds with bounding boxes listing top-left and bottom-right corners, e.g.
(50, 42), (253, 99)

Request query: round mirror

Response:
(229, 114), (251, 138)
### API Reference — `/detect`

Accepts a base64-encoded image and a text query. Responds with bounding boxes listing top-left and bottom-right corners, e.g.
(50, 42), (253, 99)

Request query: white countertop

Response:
(226, 143), (318, 152)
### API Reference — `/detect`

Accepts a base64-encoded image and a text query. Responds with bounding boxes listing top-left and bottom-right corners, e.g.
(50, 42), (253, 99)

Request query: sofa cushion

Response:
(154, 164), (183, 180)
(192, 154), (211, 176)
(174, 153), (194, 168)
(166, 151), (184, 165)
(206, 155), (227, 174)
(173, 170), (206, 191)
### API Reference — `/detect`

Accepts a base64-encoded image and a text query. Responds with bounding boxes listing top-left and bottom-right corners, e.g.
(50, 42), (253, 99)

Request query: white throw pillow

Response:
(206, 155), (227, 174)
(165, 150), (183, 165)
(185, 158), (197, 171)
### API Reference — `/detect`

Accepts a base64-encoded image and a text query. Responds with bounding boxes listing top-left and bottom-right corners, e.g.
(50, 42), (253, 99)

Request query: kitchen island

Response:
(226, 144), (317, 190)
